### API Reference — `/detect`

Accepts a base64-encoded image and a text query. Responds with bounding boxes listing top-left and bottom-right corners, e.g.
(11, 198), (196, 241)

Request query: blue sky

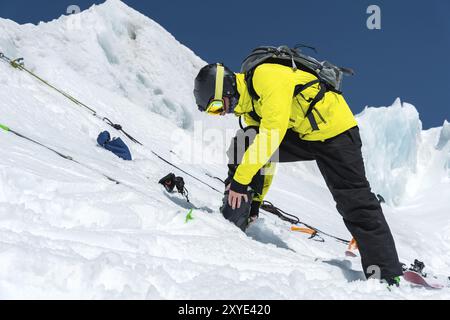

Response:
(1, 0), (449, 129)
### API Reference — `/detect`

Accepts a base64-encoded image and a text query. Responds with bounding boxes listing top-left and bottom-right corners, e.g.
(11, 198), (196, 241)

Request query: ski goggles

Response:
(205, 98), (225, 115)
(205, 63), (225, 115)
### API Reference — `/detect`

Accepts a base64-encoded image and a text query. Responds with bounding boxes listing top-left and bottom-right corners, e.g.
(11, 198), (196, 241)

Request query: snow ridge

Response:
(0, 0), (449, 299)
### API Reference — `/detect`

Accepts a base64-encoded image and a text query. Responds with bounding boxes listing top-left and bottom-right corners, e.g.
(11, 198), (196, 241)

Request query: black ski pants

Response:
(225, 126), (403, 280)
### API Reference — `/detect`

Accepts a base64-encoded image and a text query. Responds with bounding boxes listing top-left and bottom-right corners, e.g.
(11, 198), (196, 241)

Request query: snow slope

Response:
(0, 0), (449, 299)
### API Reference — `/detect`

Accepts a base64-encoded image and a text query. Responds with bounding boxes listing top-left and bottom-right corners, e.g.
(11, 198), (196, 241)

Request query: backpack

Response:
(240, 45), (354, 130)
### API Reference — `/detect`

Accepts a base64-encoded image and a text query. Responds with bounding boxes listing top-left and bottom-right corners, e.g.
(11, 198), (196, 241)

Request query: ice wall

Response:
(356, 98), (449, 205)
(356, 98), (422, 205)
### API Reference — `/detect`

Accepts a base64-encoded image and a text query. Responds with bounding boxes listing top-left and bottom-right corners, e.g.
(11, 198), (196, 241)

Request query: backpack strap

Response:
(304, 81), (326, 131)
(248, 99), (262, 123)
(293, 80), (327, 131)
(245, 69), (260, 101)
(245, 69), (262, 123)
(246, 73), (326, 131)
(293, 80), (320, 97)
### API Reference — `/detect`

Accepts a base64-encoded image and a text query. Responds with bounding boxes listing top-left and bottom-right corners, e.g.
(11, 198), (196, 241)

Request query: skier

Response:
(194, 61), (403, 286)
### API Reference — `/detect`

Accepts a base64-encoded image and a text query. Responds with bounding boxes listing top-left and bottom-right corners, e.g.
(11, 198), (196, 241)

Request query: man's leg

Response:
(311, 127), (403, 280)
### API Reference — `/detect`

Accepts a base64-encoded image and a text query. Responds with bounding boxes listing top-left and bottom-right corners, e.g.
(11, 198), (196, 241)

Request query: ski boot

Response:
(381, 275), (401, 291)
(220, 189), (254, 231)
(385, 276), (401, 287)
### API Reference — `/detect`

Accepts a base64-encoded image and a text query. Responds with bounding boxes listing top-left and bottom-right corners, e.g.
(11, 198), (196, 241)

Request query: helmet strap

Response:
(214, 63), (224, 100)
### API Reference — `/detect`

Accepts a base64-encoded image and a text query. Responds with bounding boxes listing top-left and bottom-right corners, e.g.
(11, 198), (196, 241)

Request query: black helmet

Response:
(194, 63), (237, 112)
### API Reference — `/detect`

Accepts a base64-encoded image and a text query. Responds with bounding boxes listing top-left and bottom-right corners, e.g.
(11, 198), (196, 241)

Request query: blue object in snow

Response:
(97, 131), (132, 160)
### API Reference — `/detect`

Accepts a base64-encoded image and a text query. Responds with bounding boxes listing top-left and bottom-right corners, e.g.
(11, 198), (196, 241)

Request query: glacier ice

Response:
(355, 98), (421, 205)
(437, 120), (450, 150)
(0, 0), (449, 300)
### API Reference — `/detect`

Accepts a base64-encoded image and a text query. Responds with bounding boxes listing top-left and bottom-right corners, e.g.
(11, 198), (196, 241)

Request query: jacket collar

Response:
(234, 73), (252, 115)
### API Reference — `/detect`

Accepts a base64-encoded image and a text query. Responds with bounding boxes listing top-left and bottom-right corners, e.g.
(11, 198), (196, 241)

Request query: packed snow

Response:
(0, 0), (449, 299)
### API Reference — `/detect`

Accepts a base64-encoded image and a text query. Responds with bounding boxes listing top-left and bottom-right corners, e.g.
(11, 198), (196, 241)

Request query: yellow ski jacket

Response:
(231, 63), (358, 198)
